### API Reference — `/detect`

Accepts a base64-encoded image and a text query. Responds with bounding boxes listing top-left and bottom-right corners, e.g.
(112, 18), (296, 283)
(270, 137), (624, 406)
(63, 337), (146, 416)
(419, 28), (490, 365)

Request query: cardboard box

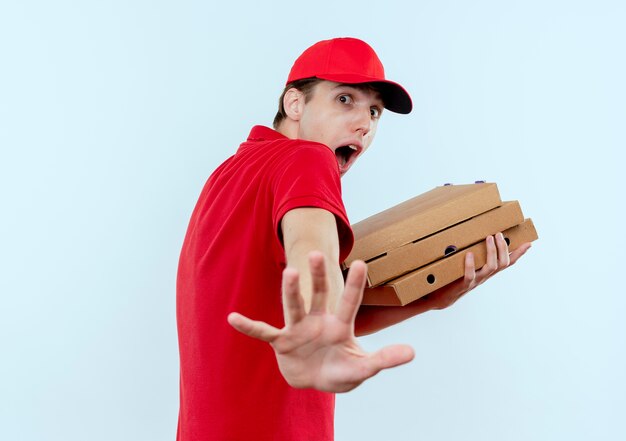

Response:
(344, 183), (502, 267)
(362, 201), (525, 286)
(361, 219), (538, 306)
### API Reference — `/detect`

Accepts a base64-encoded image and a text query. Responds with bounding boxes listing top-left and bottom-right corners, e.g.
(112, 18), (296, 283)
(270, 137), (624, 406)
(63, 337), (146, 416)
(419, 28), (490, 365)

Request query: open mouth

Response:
(334, 145), (359, 170)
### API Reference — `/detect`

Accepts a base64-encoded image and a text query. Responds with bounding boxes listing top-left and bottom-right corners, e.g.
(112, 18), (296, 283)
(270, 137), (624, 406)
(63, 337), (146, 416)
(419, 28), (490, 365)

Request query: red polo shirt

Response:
(176, 126), (354, 441)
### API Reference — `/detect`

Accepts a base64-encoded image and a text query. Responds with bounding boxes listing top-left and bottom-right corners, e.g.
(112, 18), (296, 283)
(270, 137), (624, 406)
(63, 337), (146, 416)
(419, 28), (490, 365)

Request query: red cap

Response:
(287, 37), (412, 114)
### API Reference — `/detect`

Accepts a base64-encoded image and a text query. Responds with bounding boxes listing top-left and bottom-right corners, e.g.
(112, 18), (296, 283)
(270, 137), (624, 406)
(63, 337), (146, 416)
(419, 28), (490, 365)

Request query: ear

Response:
(283, 88), (305, 122)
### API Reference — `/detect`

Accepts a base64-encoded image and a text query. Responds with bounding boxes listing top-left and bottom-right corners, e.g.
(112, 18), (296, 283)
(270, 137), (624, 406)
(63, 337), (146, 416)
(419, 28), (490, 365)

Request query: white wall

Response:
(1, 1), (624, 440)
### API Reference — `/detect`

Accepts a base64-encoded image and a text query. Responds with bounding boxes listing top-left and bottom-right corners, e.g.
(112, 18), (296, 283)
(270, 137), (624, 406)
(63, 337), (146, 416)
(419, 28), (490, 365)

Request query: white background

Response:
(1, 1), (624, 440)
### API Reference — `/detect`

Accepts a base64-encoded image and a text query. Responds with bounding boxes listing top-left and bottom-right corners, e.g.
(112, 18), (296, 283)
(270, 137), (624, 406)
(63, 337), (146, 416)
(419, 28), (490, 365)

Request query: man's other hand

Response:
(424, 233), (531, 310)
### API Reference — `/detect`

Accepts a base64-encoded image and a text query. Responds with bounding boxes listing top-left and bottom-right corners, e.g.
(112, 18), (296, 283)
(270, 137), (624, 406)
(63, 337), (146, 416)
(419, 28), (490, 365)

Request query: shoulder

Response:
(280, 140), (337, 168)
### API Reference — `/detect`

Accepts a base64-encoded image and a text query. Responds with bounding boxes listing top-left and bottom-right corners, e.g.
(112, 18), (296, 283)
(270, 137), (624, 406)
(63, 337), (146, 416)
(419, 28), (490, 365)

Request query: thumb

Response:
(227, 312), (281, 343)
(362, 344), (415, 377)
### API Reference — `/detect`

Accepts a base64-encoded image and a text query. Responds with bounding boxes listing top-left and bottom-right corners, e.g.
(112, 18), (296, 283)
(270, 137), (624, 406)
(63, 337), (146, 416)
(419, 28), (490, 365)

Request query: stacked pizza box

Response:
(342, 182), (538, 306)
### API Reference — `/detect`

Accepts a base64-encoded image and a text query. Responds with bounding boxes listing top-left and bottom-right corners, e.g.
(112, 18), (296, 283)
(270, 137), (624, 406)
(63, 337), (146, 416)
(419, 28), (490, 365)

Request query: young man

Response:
(176, 37), (530, 441)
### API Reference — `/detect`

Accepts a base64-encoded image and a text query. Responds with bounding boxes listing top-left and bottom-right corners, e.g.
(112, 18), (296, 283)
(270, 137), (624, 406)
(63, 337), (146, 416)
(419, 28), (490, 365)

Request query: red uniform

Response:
(176, 125), (354, 440)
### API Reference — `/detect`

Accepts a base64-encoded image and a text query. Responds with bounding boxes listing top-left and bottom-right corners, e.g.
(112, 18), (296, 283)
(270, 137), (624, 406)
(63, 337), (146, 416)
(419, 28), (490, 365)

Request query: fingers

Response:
(509, 242), (532, 265)
(495, 233), (511, 268)
(282, 267), (305, 325)
(227, 312), (280, 343)
(482, 235), (498, 276)
(308, 251), (330, 313)
(334, 344), (414, 392)
(336, 260), (367, 325)
(362, 344), (415, 377)
(463, 252), (476, 286)
(475, 234), (505, 280)
(472, 234), (531, 283)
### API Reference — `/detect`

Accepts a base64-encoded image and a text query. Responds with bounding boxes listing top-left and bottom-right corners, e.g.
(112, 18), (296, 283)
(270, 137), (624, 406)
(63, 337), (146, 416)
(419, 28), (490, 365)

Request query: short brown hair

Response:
(272, 78), (323, 129)
(272, 79), (386, 129)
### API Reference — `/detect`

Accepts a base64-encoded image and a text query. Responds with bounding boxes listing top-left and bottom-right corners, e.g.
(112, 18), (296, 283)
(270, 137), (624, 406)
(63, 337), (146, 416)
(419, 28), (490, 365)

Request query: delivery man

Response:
(176, 37), (530, 441)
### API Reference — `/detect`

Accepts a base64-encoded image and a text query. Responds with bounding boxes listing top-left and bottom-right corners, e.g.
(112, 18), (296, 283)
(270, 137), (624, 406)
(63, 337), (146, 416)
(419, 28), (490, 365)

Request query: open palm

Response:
(228, 253), (415, 393)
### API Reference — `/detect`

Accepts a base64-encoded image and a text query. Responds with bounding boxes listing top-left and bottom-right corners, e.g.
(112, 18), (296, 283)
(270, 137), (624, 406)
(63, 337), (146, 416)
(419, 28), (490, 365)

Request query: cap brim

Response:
(313, 73), (413, 114)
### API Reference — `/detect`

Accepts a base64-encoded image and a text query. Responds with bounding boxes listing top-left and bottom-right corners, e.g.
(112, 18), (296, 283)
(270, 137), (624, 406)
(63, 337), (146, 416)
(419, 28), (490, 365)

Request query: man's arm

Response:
(280, 207), (344, 314)
(228, 207), (415, 392)
(281, 210), (531, 336)
(228, 208), (531, 392)
(354, 234), (532, 336)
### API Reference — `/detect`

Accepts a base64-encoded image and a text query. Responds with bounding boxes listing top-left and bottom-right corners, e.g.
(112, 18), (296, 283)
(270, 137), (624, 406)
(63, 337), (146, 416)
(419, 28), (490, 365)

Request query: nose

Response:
(353, 106), (372, 136)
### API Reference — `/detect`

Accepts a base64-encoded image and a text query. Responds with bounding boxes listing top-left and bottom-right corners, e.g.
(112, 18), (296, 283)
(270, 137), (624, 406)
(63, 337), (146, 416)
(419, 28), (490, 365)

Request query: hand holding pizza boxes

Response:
(342, 182), (538, 306)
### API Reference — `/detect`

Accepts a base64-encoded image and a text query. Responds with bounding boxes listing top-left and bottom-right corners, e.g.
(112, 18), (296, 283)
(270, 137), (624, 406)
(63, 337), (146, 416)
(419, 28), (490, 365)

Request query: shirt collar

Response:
(246, 125), (288, 142)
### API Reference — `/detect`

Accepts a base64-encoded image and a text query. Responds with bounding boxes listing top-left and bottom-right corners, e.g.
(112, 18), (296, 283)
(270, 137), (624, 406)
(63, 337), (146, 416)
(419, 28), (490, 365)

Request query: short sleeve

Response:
(271, 144), (354, 262)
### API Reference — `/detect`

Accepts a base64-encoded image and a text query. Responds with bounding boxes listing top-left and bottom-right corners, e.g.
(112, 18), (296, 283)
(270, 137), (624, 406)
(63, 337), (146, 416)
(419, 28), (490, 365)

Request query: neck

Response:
(276, 119), (298, 140)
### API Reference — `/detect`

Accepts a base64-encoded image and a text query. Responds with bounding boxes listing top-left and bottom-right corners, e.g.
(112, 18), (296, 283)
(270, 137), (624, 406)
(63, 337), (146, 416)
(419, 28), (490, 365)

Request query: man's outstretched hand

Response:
(227, 252), (415, 393)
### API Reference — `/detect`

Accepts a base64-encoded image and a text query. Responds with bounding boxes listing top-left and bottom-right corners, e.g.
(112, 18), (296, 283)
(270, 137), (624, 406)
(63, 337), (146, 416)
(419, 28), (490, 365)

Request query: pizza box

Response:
(363, 201), (525, 287)
(361, 219), (538, 306)
(344, 183), (502, 270)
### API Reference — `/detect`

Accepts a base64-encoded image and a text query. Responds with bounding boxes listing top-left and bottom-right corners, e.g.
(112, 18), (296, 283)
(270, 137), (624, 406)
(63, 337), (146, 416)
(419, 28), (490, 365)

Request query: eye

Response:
(338, 94), (353, 104)
(370, 107), (381, 119)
